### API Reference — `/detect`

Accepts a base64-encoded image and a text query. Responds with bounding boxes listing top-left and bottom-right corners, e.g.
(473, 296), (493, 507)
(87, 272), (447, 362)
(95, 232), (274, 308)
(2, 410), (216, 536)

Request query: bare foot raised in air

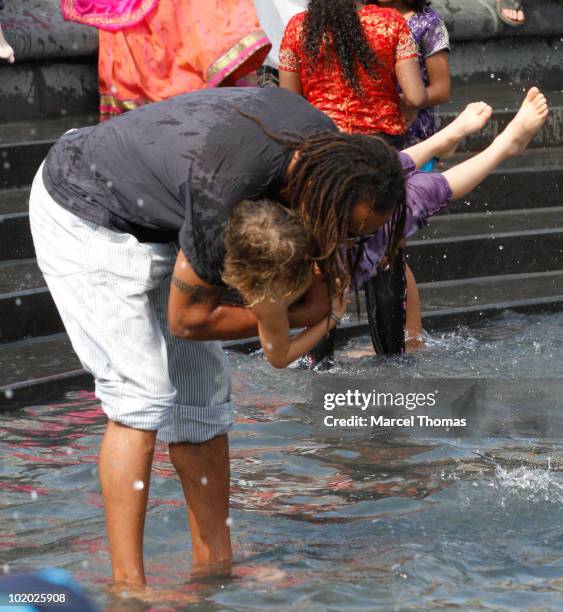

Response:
(0, 27), (15, 64)
(496, 87), (548, 156)
(440, 101), (493, 159)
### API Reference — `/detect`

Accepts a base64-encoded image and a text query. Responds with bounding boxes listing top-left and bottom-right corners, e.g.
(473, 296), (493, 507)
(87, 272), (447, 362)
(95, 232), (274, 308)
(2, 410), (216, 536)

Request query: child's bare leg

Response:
(442, 87), (548, 201)
(405, 264), (423, 352)
(404, 101), (493, 170)
(169, 434), (232, 576)
(99, 420), (157, 587)
(0, 25), (15, 63)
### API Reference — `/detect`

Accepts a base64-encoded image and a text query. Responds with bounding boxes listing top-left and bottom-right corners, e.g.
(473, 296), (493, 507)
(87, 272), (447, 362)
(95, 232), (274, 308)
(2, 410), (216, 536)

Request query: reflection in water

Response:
(1, 312), (563, 610)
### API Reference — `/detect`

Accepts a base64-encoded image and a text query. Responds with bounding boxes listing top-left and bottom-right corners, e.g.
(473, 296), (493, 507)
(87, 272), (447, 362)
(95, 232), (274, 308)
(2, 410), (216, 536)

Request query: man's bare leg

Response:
(443, 87), (548, 200)
(169, 434), (232, 576)
(99, 420), (157, 587)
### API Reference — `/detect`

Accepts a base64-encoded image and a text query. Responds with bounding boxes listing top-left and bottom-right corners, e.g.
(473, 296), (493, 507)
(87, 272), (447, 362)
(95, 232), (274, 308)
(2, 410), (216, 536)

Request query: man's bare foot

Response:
(441, 102), (494, 160)
(496, 87), (548, 157)
(107, 581), (199, 604)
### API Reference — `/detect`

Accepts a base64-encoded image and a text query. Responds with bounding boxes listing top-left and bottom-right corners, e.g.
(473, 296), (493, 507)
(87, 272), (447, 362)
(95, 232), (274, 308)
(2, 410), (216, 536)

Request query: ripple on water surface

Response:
(1, 311), (563, 610)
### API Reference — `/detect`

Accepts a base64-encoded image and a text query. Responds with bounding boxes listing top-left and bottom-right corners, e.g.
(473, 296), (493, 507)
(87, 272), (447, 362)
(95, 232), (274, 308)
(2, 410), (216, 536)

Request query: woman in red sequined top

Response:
(279, 0), (427, 143)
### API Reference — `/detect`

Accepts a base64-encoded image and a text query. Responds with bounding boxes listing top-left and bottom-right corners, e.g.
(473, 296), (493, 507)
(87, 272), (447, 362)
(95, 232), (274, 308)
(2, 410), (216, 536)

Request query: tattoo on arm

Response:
(171, 276), (222, 305)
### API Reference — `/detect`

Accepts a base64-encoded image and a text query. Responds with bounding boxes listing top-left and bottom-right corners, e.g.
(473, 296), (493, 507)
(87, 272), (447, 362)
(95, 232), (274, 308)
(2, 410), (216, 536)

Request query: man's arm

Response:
(287, 271), (331, 328)
(279, 70), (303, 95)
(168, 250), (258, 340)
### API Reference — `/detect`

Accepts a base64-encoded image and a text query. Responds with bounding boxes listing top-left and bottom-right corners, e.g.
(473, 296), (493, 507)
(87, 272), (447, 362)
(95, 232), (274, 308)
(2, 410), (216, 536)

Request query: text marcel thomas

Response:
(322, 389), (467, 428)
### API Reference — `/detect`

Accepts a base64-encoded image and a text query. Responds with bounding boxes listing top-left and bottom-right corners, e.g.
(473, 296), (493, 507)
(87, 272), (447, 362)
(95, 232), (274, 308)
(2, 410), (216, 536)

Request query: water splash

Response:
(493, 464), (563, 504)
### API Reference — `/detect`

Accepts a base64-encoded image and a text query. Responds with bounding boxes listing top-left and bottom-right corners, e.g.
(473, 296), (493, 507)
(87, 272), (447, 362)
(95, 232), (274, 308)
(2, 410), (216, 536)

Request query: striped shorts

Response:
(29, 164), (234, 444)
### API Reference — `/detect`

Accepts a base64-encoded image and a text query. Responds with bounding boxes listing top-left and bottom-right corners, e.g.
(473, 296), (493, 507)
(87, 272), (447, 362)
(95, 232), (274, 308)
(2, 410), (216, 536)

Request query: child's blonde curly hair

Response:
(223, 200), (314, 306)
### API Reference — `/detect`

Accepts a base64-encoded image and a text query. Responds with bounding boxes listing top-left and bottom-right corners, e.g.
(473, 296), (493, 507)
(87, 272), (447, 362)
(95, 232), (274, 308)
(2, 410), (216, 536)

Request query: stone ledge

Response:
(1, 0), (97, 61)
(433, 0), (563, 42)
(1, 0), (562, 62)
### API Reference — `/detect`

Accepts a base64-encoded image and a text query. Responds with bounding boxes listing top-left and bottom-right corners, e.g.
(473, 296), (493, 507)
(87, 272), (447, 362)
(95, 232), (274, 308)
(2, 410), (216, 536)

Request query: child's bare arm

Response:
(253, 289), (346, 369)
(424, 51), (450, 106)
(396, 58), (428, 109)
(279, 70), (303, 96)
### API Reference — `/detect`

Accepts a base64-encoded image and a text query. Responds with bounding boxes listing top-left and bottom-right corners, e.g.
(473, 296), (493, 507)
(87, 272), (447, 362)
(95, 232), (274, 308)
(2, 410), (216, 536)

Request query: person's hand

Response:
(399, 94), (418, 128)
(330, 285), (349, 321)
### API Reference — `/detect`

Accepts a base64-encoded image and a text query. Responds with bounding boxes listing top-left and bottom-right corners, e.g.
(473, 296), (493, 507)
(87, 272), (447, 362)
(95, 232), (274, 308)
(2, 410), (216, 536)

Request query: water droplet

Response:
(442, 254), (447, 259)
(111, 84), (118, 94)
(30, 490), (38, 500)
(3, 162), (11, 170)
(2, 564), (9, 574)
(133, 480), (145, 491)
(12, 511), (19, 520)
(136, 198), (144, 207)
(90, 163), (96, 172)
(490, 73), (495, 79)
(225, 517), (233, 527)
(60, 108), (67, 116)
(106, 181), (113, 189)
(4, 388), (13, 399)
(81, 560), (89, 569)
(200, 476), (208, 486)
(265, 342), (273, 351)
(163, 515), (169, 523)
(499, 245), (504, 251)
(15, 298), (21, 306)
(65, 447), (73, 455)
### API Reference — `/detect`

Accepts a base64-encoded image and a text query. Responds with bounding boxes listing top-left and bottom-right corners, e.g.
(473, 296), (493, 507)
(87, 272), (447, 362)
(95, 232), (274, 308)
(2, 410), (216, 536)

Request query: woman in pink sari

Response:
(62, 0), (271, 118)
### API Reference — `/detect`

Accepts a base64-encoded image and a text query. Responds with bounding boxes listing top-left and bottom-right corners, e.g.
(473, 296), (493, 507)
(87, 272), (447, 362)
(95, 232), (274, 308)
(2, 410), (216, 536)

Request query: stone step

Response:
(2, 0), (563, 120)
(407, 208), (563, 283)
(0, 334), (91, 410)
(0, 61), (98, 123)
(0, 260), (63, 344)
(0, 84), (561, 189)
(0, 209), (34, 261)
(3, 269), (563, 410)
(0, 115), (97, 189)
(439, 147), (563, 214)
(2, 207), (562, 342)
(0, 188), (33, 261)
(0, 147), (560, 260)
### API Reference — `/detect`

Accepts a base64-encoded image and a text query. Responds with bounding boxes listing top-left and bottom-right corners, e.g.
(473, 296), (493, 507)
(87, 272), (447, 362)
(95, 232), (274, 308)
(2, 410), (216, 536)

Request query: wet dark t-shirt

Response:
(42, 88), (336, 285)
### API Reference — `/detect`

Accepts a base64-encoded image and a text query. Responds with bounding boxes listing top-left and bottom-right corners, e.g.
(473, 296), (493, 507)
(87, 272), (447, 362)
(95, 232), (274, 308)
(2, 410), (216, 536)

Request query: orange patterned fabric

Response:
(279, 6), (417, 135)
(98, 0), (271, 118)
